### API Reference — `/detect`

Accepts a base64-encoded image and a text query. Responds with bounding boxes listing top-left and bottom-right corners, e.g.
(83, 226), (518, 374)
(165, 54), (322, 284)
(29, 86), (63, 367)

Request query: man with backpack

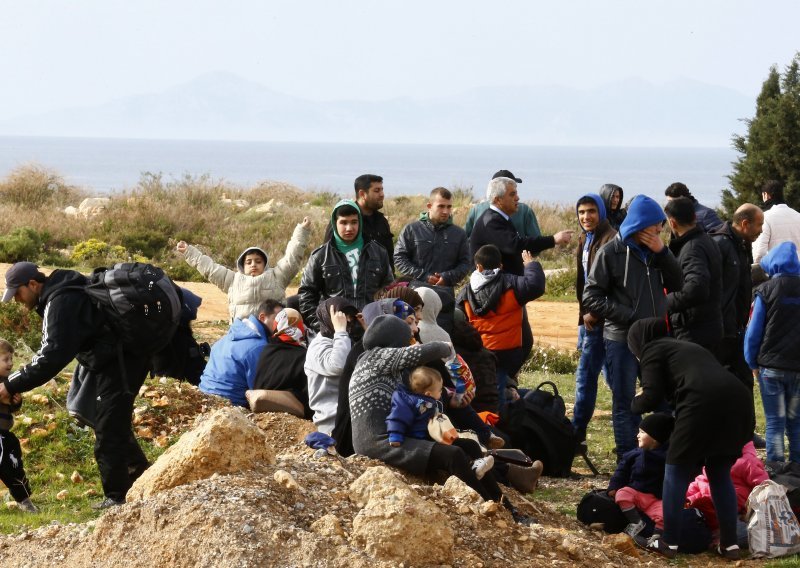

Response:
(0, 261), (177, 509)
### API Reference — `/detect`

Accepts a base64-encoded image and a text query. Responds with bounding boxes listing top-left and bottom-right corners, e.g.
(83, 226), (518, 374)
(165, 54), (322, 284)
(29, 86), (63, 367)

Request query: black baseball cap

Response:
(492, 170), (522, 183)
(2, 262), (42, 303)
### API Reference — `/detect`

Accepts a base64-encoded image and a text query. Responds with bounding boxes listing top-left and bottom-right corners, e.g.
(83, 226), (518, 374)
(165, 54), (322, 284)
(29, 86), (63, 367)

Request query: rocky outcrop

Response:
(127, 407), (274, 501)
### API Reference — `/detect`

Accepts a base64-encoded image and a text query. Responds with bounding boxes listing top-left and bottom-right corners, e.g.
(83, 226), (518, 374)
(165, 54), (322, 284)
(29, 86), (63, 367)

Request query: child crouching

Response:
(608, 413), (674, 538)
(0, 339), (37, 513)
(386, 366), (494, 479)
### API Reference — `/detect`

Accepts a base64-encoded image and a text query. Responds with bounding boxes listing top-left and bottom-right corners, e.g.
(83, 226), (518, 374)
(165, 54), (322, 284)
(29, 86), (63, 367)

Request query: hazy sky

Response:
(1, 1), (798, 120)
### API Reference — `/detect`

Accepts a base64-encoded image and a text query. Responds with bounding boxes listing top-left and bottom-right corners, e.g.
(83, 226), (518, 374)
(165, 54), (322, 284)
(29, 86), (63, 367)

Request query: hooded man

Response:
(572, 193), (617, 444)
(599, 183), (626, 231)
(299, 199), (393, 331)
(582, 195), (682, 461)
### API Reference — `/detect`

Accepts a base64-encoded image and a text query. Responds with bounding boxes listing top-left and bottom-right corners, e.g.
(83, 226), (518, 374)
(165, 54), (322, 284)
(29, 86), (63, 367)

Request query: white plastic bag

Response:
(746, 480), (800, 558)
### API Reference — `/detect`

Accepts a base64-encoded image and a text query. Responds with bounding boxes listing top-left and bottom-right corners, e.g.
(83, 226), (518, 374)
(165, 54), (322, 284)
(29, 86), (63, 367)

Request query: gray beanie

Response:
(363, 315), (411, 350)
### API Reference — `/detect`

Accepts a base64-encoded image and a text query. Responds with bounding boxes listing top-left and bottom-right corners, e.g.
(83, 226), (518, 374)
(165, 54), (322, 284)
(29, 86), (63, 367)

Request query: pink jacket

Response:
(685, 442), (768, 529)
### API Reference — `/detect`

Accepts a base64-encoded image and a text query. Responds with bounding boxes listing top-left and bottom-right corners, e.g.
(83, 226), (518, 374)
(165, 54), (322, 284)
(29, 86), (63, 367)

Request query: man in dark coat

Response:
(664, 197), (724, 352)
(572, 193), (617, 444)
(664, 182), (724, 233)
(599, 183), (626, 231)
(0, 262), (151, 509)
(709, 203), (764, 385)
(629, 318), (751, 560)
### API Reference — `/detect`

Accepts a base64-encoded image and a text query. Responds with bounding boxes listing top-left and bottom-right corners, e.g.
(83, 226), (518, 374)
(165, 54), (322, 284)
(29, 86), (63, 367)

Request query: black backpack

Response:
(86, 262), (181, 357)
(150, 287), (209, 385)
(499, 381), (577, 477)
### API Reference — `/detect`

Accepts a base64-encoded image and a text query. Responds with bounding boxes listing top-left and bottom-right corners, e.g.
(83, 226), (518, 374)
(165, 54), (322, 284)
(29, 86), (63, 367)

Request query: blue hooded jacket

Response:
(744, 241), (800, 369)
(618, 195), (667, 262)
(199, 314), (269, 407)
(385, 384), (439, 444)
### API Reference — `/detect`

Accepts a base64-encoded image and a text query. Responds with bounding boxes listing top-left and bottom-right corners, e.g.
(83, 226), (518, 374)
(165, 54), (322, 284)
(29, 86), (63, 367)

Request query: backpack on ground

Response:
(86, 262), (181, 357)
(766, 460), (800, 515)
(499, 381), (576, 477)
(747, 479), (800, 558)
(150, 287), (209, 385)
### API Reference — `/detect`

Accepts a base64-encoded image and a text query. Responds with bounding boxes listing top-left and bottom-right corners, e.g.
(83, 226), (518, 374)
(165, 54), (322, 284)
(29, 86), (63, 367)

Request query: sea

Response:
(0, 136), (737, 206)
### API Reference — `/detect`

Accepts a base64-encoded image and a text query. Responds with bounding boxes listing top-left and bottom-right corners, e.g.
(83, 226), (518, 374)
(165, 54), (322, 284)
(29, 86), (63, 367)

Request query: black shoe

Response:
(634, 534), (677, 559)
(717, 544), (741, 560)
(92, 497), (125, 510)
(753, 433), (767, 449)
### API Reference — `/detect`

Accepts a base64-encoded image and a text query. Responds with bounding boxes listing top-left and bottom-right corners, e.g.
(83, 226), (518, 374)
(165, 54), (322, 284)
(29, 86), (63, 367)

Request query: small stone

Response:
(56, 490), (68, 500)
(55, 472), (65, 481)
(480, 501), (501, 516)
(273, 470), (300, 491)
(70, 471), (83, 484)
(82, 488), (97, 497)
(5, 501), (19, 510)
(242, 524), (253, 534)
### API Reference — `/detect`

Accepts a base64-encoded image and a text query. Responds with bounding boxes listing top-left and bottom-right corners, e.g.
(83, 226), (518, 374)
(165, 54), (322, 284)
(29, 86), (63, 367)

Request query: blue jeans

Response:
(604, 338), (640, 460)
(572, 325), (607, 436)
(662, 459), (737, 548)
(757, 368), (800, 463)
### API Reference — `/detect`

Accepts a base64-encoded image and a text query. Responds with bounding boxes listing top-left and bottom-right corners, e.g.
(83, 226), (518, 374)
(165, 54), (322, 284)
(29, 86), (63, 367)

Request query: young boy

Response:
(385, 366), (494, 479)
(0, 339), (37, 513)
(607, 413), (674, 538)
(456, 244), (545, 408)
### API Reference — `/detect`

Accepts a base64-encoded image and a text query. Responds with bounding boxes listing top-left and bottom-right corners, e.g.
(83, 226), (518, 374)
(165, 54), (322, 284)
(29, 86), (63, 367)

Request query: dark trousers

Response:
(717, 335), (756, 435)
(0, 430), (31, 502)
(521, 309), (533, 367)
(427, 439), (501, 502)
(93, 355), (151, 501)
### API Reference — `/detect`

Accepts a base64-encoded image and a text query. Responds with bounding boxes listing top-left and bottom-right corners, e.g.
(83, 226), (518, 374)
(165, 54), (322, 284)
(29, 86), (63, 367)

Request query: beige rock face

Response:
(77, 197), (111, 218)
(349, 467), (454, 565)
(127, 407), (274, 501)
(440, 475), (483, 505)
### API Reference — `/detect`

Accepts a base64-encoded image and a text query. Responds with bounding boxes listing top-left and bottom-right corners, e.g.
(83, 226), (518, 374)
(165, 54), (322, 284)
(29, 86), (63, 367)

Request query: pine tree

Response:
(722, 53), (800, 216)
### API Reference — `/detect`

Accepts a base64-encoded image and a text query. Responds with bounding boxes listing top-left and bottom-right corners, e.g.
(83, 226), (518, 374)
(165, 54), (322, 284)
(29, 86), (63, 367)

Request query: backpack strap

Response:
(534, 380), (560, 397)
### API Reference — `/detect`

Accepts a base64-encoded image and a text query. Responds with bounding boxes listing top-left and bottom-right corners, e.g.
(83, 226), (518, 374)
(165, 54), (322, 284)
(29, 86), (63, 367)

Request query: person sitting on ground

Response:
(664, 182), (723, 233)
(387, 366), (495, 479)
(599, 183), (626, 231)
(0, 339), (37, 513)
(686, 442), (768, 537)
(415, 286), (452, 345)
(299, 199), (393, 331)
(607, 413), (674, 539)
(198, 300), (283, 407)
(252, 308), (312, 418)
(176, 217), (311, 322)
(745, 241), (800, 464)
(457, 245), (546, 409)
(349, 314), (533, 523)
(305, 297), (360, 435)
(450, 314), (499, 414)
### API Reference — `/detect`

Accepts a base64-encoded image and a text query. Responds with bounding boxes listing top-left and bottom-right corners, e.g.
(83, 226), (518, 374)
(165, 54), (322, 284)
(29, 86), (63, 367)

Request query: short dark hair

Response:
(334, 204), (360, 219)
(576, 196), (597, 208)
(762, 180), (784, 200)
(664, 196), (696, 226)
(664, 182), (693, 200)
(430, 187), (452, 200)
(474, 244), (502, 270)
(0, 339), (13, 355)
(257, 299), (284, 316)
(354, 174), (383, 195)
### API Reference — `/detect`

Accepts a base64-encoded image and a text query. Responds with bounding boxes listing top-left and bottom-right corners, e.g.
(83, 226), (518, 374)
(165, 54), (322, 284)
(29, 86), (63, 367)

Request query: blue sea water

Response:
(0, 136), (737, 206)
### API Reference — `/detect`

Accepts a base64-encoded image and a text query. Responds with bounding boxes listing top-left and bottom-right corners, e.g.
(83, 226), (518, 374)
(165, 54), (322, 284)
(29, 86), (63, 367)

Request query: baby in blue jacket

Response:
(386, 366), (494, 479)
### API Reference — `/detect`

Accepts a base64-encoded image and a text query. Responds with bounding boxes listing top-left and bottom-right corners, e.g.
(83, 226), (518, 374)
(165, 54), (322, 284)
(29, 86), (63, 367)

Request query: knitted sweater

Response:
(350, 341), (451, 474)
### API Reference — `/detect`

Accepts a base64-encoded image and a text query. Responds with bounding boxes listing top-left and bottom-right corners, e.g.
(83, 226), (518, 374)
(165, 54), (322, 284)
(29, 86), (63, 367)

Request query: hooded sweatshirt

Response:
(416, 287), (451, 344)
(582, 195), (682, 343)
(598, 184), (626, 231)
(198, 315), (269, 407)
(744, 241), (800, 371)
(182, 222), (311, 321)
(575, 193), (616, 325)
(330, 199), (365, 290)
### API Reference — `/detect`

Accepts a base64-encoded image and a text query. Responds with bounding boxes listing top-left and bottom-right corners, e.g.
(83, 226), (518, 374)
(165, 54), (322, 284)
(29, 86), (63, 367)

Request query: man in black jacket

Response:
(664, 197), (724, 352)
(299, 199), (394, 331)
(709, 203), (764, 384)
(0, 262), (150, 509)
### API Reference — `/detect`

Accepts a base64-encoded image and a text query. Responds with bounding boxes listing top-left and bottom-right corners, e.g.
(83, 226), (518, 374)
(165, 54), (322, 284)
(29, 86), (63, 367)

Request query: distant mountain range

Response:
(0, 71), (754, 147)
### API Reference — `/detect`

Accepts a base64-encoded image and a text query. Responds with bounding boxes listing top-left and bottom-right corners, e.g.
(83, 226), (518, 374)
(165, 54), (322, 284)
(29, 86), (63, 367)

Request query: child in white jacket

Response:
(177, 217), (311, 321)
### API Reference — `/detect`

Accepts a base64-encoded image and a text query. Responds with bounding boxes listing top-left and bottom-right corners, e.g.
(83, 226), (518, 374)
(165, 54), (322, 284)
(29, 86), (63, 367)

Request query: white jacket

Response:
(753, 204), (800, 263)
(183, 223), (310, 321)
(304, 331), (352, 434)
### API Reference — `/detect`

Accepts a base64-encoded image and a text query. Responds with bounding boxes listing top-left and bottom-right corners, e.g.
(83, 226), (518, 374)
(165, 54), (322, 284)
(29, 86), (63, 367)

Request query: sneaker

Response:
(18, 498), (39, 513)
(717, 544), (741, 560)
(753, 433), (767, 449)
(635, 534), (678, 559)
(623, 520), (647, 538)
(471, 455), (495, 480)
(91, 497), (125, 510)
(488, 434), (505, 449)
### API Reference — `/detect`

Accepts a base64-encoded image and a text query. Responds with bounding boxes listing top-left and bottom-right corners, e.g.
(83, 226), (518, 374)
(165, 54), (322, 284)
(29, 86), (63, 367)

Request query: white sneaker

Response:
(472, 456), (495, 480)
(18, 498), (39, 513)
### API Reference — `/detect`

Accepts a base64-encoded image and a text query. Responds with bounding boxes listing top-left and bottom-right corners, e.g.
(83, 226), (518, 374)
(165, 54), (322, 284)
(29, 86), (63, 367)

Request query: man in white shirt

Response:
(753, 180), (800, 263)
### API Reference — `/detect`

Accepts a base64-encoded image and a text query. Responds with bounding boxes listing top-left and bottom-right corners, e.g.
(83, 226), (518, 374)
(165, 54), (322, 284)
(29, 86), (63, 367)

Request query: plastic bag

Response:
(746, 480), (800, 558)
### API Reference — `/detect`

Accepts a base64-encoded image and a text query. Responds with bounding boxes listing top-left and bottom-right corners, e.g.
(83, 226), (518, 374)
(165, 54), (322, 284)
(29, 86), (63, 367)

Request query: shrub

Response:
(0, 227), (43, 262)
(522, 344), (579, 375)
(71, 239), (129, 264)
(543, 268), (577, 301)
(0, 164), (84, 208)
(0, 301), (42, 352)
(163, 256), (205, 283)
(119, 230), (170, 259)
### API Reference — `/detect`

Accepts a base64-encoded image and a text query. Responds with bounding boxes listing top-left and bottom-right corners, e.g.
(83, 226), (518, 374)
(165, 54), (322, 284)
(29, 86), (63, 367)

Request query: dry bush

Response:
(0, 163), (85, 208)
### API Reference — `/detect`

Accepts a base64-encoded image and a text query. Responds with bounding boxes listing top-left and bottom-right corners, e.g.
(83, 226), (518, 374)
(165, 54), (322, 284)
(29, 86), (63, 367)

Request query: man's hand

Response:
(752, 369), (759, 380)
(608, 489), (617, 498)
(521, 250), (534, 265)
(300, 216), (311, 229)
(507, 387), (521, 402)
(638, 231), (664, 253)
(330, 306), (348, 333)
(433, 275), (446, 286)
(389, 441), (401, 447)
(176, 241), (188, 254)
(583, 312), (599, 331)
(11, 393), (21, 405)
(426, 273), (440, 285)
(0, 382), (12, 405)
(553, 230), (574, 245)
